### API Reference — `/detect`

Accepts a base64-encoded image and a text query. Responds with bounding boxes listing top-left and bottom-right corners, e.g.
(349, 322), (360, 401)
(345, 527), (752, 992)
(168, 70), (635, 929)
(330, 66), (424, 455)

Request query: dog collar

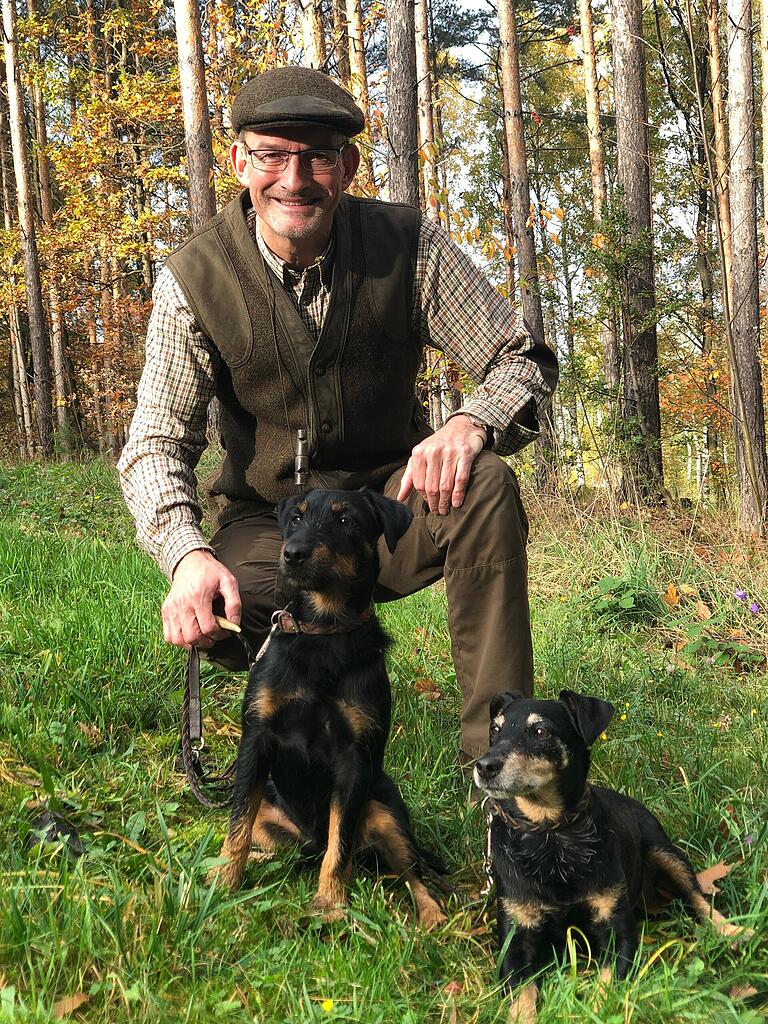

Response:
(272, 606), (373, 636)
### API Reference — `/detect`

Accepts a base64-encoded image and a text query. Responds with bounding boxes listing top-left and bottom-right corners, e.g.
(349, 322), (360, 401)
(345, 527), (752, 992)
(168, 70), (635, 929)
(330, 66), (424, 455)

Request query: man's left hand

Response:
(397, 414), (486, 514)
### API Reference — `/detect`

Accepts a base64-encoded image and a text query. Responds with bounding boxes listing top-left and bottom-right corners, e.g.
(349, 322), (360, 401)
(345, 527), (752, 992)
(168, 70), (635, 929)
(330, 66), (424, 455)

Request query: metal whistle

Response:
(294, 428), (309, 489)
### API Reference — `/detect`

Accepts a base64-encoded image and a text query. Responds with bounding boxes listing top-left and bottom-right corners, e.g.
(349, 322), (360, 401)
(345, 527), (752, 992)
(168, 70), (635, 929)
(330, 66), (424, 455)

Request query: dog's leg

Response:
(647, 847), (753, 941)
(498, 902), (548, 1023)
(248, 797), (308, 862)
(586, 886), (638, 980)
(358, 799), (445, 930)
(311, 758), (372, 921)
(208, 728), (269, 890)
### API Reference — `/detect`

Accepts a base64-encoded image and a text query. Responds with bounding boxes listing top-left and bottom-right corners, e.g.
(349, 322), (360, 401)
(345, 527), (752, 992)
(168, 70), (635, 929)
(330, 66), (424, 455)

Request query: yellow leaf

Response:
(679, 584), (698, 597)
(428, 195), (438, 208)
(549, 232), (560, 244)
(591, 232), (609, 249)
(662, 584), (680, 607)
(554, 206), (564, 219)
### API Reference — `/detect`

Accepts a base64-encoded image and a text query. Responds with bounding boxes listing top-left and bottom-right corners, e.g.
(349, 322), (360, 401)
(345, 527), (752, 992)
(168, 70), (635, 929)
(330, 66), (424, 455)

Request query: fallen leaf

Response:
(679, 584), (698, 597)
(662, 584), (680, 608)
(414, 677), (441, 699)
(696, 861), (734, 895)
(695, 600), (713, 620)
(443, 981), (462, 996)
(729, 983), (758, 1000)
(53, 993), (88, 1018)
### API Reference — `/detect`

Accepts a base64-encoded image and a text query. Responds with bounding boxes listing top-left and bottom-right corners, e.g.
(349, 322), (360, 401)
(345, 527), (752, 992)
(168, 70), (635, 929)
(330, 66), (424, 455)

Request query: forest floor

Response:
(0, 459), (765, 1023)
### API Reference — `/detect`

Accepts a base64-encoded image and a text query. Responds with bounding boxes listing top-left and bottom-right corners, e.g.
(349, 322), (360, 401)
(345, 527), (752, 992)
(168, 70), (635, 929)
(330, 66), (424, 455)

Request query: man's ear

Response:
(559, 690), (615, 746)
(360, 489), (413, 553)
(230, 140), (251, 186)
(489, 690), (524, 721)
(340, 142), (360, 188)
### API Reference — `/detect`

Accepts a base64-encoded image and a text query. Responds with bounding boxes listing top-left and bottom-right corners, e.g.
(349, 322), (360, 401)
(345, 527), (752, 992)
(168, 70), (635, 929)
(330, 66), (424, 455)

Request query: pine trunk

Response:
(174, 0), (216, 229)
(386, 0), (419, 207)
(611, 0), (664, 498)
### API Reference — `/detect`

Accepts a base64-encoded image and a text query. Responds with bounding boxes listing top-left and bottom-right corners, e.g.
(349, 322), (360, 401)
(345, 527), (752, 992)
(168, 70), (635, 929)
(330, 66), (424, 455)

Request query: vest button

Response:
(315, 365), (325, 376)
(321, 421), (332, 433)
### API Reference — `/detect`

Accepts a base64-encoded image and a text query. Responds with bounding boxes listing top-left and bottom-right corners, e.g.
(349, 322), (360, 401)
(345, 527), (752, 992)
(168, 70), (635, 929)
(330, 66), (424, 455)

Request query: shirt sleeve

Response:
(413, 216), (559, 455)
(117, 267), (219, 579)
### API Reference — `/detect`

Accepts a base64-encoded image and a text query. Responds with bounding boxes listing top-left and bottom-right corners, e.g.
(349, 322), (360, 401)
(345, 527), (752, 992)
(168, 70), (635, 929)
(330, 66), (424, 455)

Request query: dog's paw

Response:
(310, 894), (347, 922)
(206, 860), (242, 890)
(508, 982), (539, 1024)
(417, 898), (446, 931)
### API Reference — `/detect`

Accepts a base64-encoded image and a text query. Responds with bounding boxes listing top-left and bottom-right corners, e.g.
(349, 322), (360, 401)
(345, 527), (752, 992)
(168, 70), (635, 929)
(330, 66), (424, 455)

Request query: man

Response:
(118, 66), (558, 764)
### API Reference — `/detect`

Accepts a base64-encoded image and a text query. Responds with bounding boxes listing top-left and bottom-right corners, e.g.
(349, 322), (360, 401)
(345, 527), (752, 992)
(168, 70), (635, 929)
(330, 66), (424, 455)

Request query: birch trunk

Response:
(415, 0), (437, 212)
(298, 0), (326, 67)
(2, 0), (53, 456)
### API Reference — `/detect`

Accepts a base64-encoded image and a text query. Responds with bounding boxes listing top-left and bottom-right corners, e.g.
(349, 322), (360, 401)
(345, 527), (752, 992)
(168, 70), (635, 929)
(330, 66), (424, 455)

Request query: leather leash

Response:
(180, 606), (373, 808)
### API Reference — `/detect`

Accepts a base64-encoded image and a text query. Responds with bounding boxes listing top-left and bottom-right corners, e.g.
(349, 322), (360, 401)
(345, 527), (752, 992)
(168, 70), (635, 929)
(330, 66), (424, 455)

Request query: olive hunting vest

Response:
(166, 190), (430, 527)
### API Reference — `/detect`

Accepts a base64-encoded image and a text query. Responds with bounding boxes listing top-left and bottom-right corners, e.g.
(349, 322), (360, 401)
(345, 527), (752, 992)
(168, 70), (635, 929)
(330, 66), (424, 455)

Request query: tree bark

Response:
(298, 0), (326, 67)
(415, 0), (437, 212)
(727, 0), (768, 530)
(174, 0), (216, 229)
(2, 0), (53, 456)
(611, 0), (664, 498)
(386, 0), (419, 206)
(577, 0), (621, 401)
(332, 0), (350, 81)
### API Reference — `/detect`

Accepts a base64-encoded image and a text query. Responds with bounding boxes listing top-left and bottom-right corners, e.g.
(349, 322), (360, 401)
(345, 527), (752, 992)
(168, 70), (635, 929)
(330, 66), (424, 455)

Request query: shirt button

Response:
(321, 421), (332, 433)
(315, 365), (325, 376)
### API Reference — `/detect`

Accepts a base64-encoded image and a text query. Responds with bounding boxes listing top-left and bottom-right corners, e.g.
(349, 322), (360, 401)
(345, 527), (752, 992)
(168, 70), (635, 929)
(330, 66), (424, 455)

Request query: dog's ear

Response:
(559, 690), (615, 746)
(277, 495), (300, 534)
(489, 690), (524, 720)
(360, 489), (413, 553)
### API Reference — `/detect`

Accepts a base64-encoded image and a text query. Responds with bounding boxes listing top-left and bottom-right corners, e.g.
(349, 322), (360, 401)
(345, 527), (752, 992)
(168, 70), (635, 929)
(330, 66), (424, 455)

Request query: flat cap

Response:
(232, 66), (365, 137)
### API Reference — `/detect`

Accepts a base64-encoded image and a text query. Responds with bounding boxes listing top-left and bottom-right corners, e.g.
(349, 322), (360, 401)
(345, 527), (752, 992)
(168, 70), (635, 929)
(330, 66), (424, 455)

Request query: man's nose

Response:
(279, 153), (315, 190)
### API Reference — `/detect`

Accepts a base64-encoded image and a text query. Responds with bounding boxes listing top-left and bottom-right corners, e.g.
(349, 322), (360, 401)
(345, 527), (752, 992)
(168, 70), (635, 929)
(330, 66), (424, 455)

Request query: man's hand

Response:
(397, 414), (486, 514)
(162, 549), (242, 650)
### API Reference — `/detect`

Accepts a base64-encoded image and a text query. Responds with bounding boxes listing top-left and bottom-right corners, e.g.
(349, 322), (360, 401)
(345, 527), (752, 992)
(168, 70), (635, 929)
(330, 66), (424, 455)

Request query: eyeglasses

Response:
(243, 145), (347, 174)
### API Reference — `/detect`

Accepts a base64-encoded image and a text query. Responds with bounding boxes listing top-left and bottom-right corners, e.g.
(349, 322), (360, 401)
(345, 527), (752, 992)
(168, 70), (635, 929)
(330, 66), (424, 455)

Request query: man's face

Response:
(230, 125), (360, 260)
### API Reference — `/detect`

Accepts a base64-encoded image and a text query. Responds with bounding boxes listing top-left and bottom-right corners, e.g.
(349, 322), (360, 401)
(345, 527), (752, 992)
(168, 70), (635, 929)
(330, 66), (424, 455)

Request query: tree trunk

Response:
(611, 0), (664, 498)
(386, 0), (419, 206)
(497, 0), (554, 490)
(762, 0), (768, 244)
(577, 0), (621, 402)
(298, 0), (326, 67)
(345, 0), (373, 188)
(332, 0), (350, 81)
(415, 0), (437, 211)
(727, 0), (768, 530)
(560, 211), (586, 487)
(174, 0), (216, 229)
(2, 0), (53, 456)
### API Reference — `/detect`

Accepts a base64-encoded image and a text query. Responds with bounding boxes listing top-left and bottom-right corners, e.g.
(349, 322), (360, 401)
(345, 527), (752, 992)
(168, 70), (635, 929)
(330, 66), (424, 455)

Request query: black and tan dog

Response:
(208, 488), (445, 929)
(474, 689), (747, 1022)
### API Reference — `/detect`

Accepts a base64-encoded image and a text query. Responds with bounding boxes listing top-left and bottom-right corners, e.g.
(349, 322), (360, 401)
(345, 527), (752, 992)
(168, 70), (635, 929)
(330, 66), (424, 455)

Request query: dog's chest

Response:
(494, 814), (601, 896)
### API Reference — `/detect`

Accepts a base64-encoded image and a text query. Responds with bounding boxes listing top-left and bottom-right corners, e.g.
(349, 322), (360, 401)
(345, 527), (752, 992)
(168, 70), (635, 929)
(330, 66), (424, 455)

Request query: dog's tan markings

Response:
(313, 799), (351, 919)
(249, 687), (310, 720)
(337, 700), (376, 738)
(586, 884), (623, 922)
(554, 738), (570, 768)
(649, 849), (753, 940)
(308, 590), (347, 619)
(330, 500), (346, 513)
(515, 788), (564, 825)
(208, 782), (265, 890)
(501, 896), (551, 929)
(493, 713), (506, 729)
(296, 500), (308, 514)
(526, 713), (544, 726)
(508, 981), (538, 1023)
(359, 800), (445, 930)
(251, 799), (304, 851)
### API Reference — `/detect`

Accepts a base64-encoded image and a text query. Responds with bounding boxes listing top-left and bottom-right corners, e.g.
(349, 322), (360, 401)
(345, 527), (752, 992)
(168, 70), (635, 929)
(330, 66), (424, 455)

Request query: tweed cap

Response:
(232, 67), (365, 137)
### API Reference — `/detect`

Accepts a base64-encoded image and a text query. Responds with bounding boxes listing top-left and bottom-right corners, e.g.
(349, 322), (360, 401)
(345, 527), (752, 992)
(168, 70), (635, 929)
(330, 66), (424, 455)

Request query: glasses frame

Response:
(242, 144), (348, 174)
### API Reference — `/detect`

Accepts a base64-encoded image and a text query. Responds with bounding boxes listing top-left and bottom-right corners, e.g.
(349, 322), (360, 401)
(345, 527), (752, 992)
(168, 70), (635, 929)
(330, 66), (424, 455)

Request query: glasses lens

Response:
(301, 150), (339, 171)
(250, 150), (288, 170)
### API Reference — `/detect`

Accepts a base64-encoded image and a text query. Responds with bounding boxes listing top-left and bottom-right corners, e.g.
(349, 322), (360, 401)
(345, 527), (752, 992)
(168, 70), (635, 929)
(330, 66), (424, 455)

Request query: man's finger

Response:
(219, 574), (242, 626)
(438, 456), (457, 515)
(397, 460), (415, 502)
(451, 455), (473, 508)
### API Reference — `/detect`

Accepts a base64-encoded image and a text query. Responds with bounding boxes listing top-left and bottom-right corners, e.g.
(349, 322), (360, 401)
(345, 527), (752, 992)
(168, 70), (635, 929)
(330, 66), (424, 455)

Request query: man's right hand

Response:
(161, 549), (242, 650)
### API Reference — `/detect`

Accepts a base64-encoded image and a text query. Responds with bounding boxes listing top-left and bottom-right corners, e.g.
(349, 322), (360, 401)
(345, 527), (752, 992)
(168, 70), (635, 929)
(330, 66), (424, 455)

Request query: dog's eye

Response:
(489, 723), (501, 737)
(339, 515), (348, 526)
(291, 513), (303, 524)
(534, 725), (551, 740)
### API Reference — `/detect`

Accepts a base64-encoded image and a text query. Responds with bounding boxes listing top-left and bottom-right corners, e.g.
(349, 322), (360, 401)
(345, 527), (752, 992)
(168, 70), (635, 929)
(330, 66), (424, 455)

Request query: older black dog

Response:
(474, 690), (746, 1022)
(208, 488), (445, 929)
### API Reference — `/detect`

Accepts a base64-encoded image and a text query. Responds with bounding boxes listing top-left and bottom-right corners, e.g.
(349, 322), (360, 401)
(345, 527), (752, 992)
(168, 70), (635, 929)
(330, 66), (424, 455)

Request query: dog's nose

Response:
(475, 754), (504, 781)
(283, 540), (311, 566)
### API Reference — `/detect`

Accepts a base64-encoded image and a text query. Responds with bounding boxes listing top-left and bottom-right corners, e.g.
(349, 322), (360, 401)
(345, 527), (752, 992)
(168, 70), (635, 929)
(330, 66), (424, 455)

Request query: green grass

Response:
(0, 461), (765, 1023)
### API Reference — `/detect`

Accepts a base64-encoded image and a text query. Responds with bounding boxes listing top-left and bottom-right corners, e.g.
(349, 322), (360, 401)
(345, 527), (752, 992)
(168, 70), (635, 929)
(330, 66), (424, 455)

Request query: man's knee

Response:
(447, 452), (529, 554)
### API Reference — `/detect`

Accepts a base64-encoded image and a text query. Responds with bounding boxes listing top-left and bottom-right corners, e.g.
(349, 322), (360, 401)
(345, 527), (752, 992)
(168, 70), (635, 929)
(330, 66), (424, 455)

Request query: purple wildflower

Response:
(745, 834), (754, 846)
(734, 589), (748, 602)
(750, 601), (760, 614)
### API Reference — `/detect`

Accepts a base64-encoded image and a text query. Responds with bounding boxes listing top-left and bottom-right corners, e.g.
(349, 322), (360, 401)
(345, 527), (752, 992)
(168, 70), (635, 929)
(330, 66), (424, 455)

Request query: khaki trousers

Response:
(207, 451), (533, 758)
